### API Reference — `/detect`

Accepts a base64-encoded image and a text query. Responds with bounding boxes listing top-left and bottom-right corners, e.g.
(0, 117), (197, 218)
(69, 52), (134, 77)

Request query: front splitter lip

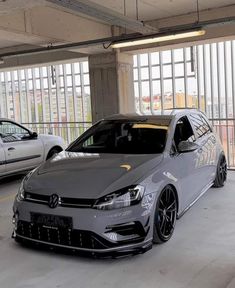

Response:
(13, 233), (153, 255)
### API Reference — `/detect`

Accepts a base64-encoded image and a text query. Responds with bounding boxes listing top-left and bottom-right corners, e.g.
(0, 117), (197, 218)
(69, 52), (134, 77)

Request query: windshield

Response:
(67, 120), (169, 154)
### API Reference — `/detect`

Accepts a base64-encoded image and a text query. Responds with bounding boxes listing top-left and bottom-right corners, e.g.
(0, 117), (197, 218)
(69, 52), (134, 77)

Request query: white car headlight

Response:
(94, 185), (145, 210)
(17, 168), (36, 201)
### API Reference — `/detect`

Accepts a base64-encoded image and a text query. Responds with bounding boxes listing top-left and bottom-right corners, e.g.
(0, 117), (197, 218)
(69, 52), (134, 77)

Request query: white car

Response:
(0, 118), (64, 177)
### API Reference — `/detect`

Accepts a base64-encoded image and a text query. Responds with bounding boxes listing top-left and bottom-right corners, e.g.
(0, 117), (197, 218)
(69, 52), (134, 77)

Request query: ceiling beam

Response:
(46, 0), (158, 34)
(0, 49), (86, 71)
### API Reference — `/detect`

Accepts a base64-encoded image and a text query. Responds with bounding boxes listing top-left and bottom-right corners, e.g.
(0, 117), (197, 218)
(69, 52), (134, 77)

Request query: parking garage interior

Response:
(0, 0), (235, 287)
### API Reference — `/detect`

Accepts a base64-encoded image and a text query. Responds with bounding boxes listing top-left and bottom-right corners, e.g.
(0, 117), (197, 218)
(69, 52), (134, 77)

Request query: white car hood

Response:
(38, 134), (64, 144)
(25, 151), (163, 199)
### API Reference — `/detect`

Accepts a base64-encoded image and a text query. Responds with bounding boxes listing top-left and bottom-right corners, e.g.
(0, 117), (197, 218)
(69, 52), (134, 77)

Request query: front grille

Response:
(16, 220), (114, 250)
(60, 197), (96, 208)
(25, 192), (95, 208)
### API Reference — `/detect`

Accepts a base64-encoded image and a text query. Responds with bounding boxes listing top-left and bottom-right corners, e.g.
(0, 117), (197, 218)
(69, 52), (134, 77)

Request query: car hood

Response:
(38, 133), (65, 147)
(25, 151), (163, 199)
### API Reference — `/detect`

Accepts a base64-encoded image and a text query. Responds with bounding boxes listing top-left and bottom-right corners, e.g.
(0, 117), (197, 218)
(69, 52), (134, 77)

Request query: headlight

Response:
(17, 168), (36, 201)
(94, 185), (145, 210)
(17, 181), (25, 201)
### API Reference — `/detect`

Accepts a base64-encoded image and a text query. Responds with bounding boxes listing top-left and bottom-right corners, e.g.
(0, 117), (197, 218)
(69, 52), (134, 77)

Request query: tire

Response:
(213, 153), (227, 188)
(46, 147), (62, 160)
(153, 185), (177, 244)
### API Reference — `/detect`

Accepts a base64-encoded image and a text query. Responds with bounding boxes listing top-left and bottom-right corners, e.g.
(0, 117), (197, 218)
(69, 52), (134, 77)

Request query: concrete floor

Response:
(0, 174), (235, 288)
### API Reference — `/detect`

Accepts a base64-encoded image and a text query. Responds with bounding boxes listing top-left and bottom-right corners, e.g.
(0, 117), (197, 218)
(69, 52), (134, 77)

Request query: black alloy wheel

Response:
(153, 185), (177, 244)
(213, 154), (227, 187)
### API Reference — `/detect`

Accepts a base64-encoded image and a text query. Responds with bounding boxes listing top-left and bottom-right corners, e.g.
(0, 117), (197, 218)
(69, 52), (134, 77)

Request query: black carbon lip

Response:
(13, 233), (153, 257)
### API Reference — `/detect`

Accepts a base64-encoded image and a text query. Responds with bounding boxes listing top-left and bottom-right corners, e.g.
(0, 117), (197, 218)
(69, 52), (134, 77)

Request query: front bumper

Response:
(12, 197), (154, 256)
(13, 233), (152, 257)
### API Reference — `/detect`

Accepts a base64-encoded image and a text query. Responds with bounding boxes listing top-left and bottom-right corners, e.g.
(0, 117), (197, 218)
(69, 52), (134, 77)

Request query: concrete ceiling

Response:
(90, 0), (235, 21)
(0, 0), (234, 19)
(0, 0), (44, 13)
(0, 0), (234, 69)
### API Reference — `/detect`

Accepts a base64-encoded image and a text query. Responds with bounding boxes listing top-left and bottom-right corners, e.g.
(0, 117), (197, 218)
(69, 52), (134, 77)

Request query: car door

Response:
(0, 138), (6, 176)
(0, 120), (44, 174)
(170, 116), (201, 210)
(188, 113), (217, 189)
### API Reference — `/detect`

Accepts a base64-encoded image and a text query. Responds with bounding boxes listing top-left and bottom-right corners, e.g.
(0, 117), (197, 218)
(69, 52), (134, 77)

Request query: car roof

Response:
(104, 108), (202, 122)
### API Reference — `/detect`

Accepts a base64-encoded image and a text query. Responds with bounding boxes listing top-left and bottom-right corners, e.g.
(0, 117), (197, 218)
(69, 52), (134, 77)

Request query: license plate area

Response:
(30, 213), (73, 229)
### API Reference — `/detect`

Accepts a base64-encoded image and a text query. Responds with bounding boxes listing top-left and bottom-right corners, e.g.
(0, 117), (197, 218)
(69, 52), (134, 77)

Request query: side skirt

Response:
(177, 180), (214, 219)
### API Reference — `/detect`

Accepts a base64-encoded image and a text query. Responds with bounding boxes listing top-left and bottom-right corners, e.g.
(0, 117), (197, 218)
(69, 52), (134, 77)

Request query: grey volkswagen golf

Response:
(12, 109), (227, 256)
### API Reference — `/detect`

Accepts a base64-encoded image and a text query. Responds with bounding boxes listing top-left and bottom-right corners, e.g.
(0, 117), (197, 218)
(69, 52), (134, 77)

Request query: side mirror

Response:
(30, 132), (38, 139)
(178, 141), (199, 153)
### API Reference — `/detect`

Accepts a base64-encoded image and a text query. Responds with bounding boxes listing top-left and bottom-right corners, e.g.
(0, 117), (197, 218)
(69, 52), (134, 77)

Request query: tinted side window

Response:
(174, 116), (196, 147)
(189, 113), (211, 139)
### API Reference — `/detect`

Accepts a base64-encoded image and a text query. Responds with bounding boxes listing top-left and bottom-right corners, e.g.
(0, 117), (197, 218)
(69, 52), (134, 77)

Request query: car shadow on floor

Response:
(0, 174), (24, 186)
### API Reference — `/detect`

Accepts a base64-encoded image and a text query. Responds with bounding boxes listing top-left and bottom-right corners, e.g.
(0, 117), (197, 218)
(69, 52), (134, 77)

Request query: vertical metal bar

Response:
(18, 70), (23, 122)
(216, 43), (221, 120)
(55, 65), (61, 136)
(137, 54), (143, 114)
(224, 41), (230, 167)
(39, 67), (46, 122)
(32, 68), (39, 122)
(47, 66), (54, 135)
(191, 46), (195, 72)
(63, 64), (70, 144)
(0, 74), (4, 117)
(55, 65), (61, 122)
(10, 71), (16, 121)
(209, 44), (214, 123)
(232, 40), (235, 118)
(71, 62), (79, 140)
(1, 73), (8, 117)
(71, 63), (78, 122)
(171, 49), (176, 108)
(80, 62), (86, 123)
(183, 47), (188, 107)
(4, 72), (10, 118)
(196, 45), (201, 110)
(231, 40), (235, 167)
(216, 43), (224, 164)
(47, 66), (53, 123)
(159, 51), (164, 110)
(25, 69), (32, 123)
(148, 53), (154, 114)
(203, 45), (208, 114)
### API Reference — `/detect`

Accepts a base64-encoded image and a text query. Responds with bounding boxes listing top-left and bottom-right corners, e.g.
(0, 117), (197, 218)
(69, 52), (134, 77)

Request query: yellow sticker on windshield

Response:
(120, 164), (132, 171)
(132, 124), (168, 130)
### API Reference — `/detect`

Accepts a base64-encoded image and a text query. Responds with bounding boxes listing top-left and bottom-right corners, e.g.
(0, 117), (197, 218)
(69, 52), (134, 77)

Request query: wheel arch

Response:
(46, 145), (63, 159)
(167, 184), (179, 214)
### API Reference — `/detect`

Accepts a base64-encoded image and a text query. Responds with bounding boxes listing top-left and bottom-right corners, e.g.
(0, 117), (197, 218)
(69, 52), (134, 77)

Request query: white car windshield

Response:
(67, 120), (169, 154)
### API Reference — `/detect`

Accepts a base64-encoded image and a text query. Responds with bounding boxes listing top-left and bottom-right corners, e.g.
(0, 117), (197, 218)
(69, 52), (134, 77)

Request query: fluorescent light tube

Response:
(111, 30), (206, 49)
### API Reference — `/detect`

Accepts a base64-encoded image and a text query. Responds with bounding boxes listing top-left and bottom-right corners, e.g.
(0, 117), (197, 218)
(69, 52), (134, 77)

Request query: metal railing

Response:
(210, 119), (235, 170)
(22, 120), (235, 169)
(22, 121), (92, 145)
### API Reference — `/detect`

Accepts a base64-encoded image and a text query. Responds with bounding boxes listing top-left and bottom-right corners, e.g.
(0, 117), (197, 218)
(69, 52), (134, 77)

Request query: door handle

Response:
(8, 147), (15, 151)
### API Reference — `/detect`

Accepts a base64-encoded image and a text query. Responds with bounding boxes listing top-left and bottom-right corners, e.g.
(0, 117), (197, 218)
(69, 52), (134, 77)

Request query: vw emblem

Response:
(48, 194), (59, 209)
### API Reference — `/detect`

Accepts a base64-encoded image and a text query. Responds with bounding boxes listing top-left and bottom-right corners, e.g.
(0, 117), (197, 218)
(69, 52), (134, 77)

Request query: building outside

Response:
(0, 40), (234, 167)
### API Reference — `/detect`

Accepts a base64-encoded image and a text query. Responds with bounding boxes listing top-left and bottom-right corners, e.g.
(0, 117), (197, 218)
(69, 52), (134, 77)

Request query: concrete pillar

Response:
(89, 51), (135, 123)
